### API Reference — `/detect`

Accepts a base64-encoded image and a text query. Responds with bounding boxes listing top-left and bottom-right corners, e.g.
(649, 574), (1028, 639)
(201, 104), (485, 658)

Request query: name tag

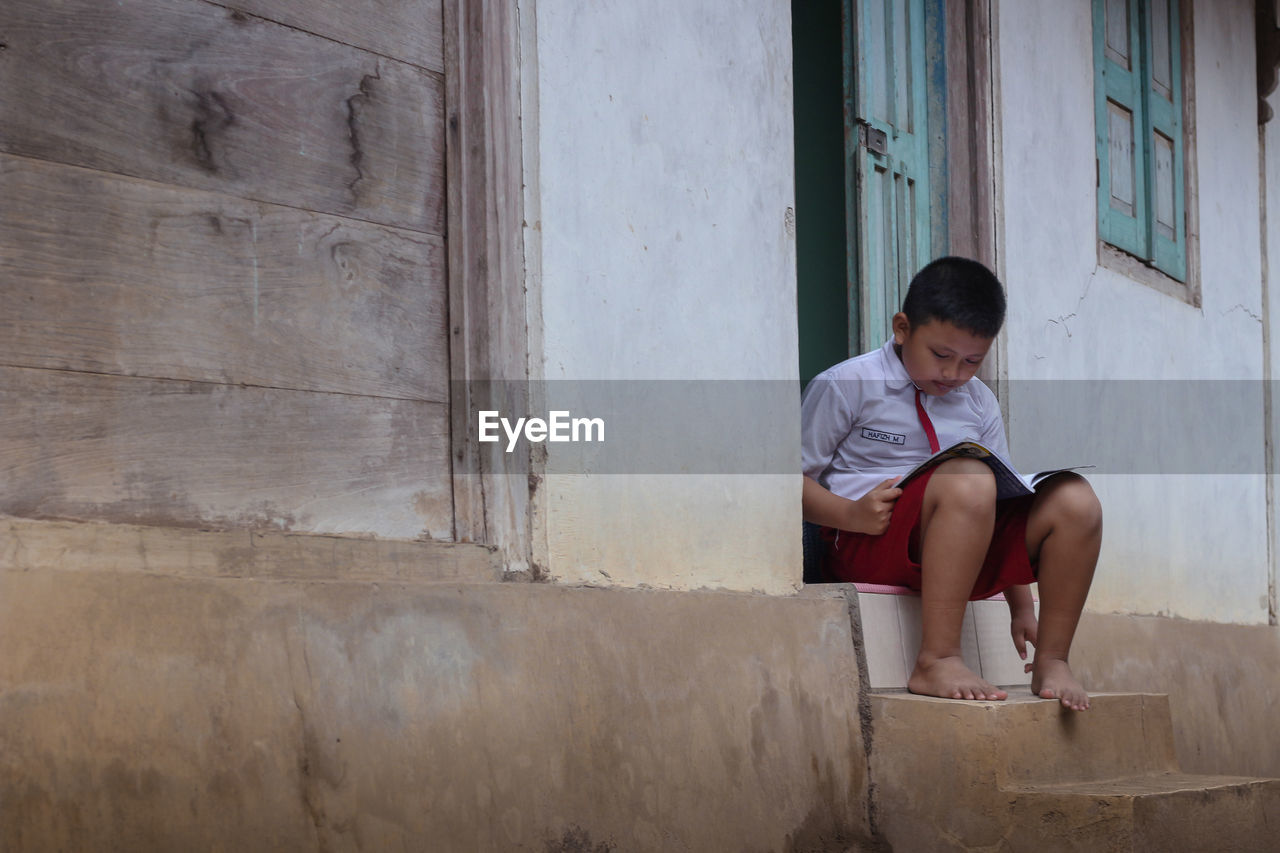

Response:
(861, 427), (905, 445)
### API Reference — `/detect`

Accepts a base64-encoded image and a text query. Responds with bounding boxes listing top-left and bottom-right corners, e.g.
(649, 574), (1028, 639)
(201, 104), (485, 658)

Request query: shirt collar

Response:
(878, 337), (917, 391)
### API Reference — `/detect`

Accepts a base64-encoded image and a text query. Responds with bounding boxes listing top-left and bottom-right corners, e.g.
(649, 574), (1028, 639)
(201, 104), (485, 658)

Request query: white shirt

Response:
(801, 338), (1009, 501)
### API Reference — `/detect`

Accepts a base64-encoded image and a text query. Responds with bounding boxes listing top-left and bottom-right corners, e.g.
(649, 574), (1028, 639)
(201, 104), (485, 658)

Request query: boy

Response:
(801, 257), (1100, 711)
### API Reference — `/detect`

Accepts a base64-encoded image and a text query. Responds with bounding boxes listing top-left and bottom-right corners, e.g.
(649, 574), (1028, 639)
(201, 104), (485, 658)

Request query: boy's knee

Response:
(1046, 474), (1102, 532)
(927, 458), (997, 509)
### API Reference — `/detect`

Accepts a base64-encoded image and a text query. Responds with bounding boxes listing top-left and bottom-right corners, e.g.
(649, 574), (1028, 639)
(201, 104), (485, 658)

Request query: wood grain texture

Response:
(0, 368), (453, 540)
(445, 0), (532, 560)
(0, 154), (447, 401)
(944, 0), (995, 269)
(0, 516), (497, 583)
(0, 0), (444, 233)
(217, 0), (444, 73)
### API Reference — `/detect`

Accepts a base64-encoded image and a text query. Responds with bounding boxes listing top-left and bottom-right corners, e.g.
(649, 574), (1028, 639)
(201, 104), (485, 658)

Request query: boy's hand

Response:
(1010, 608), (1038, 669)
(848, 478), (902, 535)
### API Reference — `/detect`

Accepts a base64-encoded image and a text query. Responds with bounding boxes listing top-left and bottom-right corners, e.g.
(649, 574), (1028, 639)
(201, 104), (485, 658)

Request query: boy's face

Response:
(891, 314), (993, 396)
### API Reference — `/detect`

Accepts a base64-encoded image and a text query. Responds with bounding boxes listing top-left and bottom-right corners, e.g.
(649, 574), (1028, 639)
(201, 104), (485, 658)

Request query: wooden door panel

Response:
(850, 0), (931, 349)
(0, 0), (445, 233)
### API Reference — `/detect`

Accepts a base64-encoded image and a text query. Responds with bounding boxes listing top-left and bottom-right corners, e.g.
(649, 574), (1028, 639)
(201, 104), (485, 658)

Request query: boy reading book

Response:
(801, 257), (1100, 710)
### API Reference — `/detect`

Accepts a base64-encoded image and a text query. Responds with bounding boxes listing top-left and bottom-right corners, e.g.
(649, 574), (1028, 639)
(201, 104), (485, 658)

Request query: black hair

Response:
(900, 256), (1006, 339)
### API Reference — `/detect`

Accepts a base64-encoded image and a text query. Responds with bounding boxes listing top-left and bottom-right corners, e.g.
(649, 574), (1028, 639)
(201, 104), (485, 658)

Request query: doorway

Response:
(794, 0), (994, 381)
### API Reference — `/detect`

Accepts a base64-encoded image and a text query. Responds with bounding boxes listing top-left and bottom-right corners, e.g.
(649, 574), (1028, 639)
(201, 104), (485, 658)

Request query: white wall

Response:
(996, 0), (1270, 623)
(525, 0), (801, 593)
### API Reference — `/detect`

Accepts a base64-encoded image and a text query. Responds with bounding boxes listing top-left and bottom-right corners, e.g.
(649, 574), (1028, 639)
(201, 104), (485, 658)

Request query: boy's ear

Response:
(891, 312), (911, 345)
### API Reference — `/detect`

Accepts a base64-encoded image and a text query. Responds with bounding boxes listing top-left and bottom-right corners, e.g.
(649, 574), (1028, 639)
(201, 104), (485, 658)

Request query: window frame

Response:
(1092, 0), (1198, 303)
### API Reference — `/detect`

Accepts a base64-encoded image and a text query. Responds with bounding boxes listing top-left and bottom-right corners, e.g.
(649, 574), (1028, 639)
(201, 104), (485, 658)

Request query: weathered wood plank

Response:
(217, 0), (444, 73)
(446, 0), (532, 562)
(944, 0), (995, 268)
(0, 154), (447, 401)
(0, 517), (498, 583)
(0, 0), (444, 233)
(0, 368), (453, 540)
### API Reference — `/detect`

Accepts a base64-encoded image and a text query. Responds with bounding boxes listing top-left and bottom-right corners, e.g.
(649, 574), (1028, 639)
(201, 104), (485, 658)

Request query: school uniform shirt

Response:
(801, 338), (1009, 501)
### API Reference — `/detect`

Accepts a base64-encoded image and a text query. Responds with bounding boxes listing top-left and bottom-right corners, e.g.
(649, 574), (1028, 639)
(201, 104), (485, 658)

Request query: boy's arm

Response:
(975, 380), (1013, 461)
(803, 374), (901, 533)
(803, 474), (902, 536)
(1005, 583), (1038, 663)
(1005, 583), (1035, 614)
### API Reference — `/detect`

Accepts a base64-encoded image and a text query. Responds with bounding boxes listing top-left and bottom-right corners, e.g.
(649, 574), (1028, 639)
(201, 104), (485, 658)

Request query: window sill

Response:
(1097, 240), (1200, 307)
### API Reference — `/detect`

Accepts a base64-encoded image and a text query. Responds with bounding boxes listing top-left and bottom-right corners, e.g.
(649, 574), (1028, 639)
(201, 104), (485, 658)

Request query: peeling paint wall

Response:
(996, 0), (1270, 624)
(527, 0), (802, 592)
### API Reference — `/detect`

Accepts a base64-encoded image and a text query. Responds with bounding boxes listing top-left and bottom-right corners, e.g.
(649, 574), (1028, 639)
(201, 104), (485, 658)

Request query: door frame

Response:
(445, 0), (534, 571)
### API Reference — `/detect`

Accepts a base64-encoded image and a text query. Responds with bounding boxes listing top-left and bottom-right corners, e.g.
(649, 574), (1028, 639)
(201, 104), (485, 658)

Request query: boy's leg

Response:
(1024, 473), (1102, 710)
(909, 457), (1006, 701)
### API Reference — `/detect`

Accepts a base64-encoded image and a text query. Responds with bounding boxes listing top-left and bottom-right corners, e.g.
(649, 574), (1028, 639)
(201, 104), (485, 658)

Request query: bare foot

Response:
(1030, 658), (1090, 711)
(908, 654), (1008, 701)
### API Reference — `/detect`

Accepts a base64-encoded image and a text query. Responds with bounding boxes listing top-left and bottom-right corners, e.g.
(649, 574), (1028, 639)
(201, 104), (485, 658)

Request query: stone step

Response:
(1004, 774), (1280, 852)
(866, 692), (1280, 850)
(871, 692), (1179, 788)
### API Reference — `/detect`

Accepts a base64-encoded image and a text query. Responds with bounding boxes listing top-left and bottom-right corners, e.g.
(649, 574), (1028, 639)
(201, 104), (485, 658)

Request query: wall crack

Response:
(1222, 302), (1264, 324)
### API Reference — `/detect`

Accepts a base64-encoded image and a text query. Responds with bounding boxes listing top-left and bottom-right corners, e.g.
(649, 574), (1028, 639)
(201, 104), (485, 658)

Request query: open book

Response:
(896, 440), (1092, 501)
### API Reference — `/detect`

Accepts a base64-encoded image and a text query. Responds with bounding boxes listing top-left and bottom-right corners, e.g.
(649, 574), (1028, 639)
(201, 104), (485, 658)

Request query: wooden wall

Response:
(0, 0), (454, 540)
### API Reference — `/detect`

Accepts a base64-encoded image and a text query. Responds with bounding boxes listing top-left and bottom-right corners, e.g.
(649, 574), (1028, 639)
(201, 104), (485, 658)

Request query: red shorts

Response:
(819, 467), (1036, 601)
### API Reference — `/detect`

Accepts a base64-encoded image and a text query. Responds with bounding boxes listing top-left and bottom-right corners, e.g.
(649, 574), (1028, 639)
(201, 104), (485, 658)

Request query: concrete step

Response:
(1005, 774), (1280, 852)
(868, 692), (1280, 851)
(871, 692), (1179, 788)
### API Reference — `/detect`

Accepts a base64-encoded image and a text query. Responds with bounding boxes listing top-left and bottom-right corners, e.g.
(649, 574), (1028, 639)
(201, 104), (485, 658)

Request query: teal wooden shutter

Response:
(1094, 0), (1186, 281)
(1146, 0), (1185, 280)
(850, 0), (931, 349)
(1095, 0), (1148, 258)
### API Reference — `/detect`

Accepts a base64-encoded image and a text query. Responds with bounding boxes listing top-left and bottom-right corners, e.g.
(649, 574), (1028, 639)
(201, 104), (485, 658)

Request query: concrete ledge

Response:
(0, 572), (872, 851)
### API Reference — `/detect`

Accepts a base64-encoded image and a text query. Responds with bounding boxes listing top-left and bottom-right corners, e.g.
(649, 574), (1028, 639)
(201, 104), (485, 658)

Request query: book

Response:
(895, 440), (1091, 501)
